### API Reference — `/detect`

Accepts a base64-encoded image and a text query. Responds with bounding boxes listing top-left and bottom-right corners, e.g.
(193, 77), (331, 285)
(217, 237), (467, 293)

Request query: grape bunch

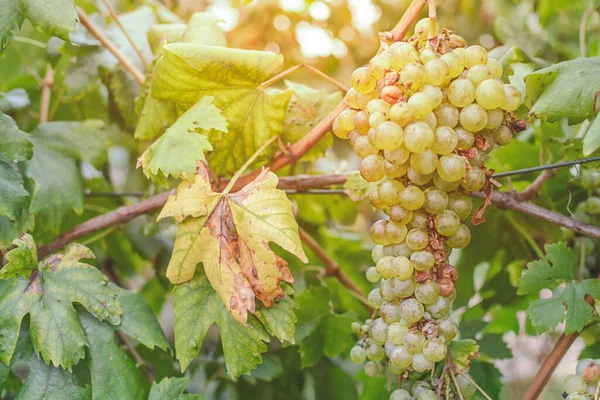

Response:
(562, 359), (600, 399)
(388, 375), (476, 400)
(337, 18), (522, 396)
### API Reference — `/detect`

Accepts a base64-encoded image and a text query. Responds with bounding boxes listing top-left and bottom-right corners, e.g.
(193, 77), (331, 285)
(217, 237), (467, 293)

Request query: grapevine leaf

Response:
(105, 6), (156, 71)
(0, 0), (24, 51)
(524, 57), (600, 122)
(0, 161), (29, 221)
(282, 81), (342, 160)
(24, 0), (78, 42)
(254, 292), (297, 344)
(149, 377), (202, 400)
(150, 43), (293, 175)
(469, 360), (503, 400)
(449, 339), (480, 369)
(138, 96), (226, 184)
(79, 311), (145, 400)
(108, 66), (141, 131)
(0, 88), (31, 112)
(517, 242), (575, 295)
(182, 13), (228, 48)
(0, 112), (32, 161)
(0, 233), (36, 279)
(343, 172), (379, 202)
(158, 164), (307, 323)
(0, 211), (33, 251)
(0, 244), (122, 369)
(583, 114), (600, 156)
(172, 272), (270, 376)
(17, 356), (90, 400)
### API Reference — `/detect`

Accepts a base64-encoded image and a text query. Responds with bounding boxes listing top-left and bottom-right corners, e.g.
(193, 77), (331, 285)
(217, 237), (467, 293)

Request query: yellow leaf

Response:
(158, 165), (307, 323)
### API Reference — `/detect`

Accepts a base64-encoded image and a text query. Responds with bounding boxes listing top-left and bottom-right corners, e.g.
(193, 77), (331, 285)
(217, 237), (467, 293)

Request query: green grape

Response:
(386, 222), (408, 243)
(368, 288), (384, 308)
(380, 279), (395, 302)
(441, 52), (464, 78)
(372, 245), (384, 263)
(389, 102), (414, 126)
(387, 359), (406, 375)
(419, 48), (438, 64)
(391, 256), (414, 280)
(377, 256), (395, 279)
(381, 301), (401, 323)
(419, 111), (438, 129)
(434, 103), (459, 128)
(385, 145), (411, 165)
(412, 381), (432, 398)
(423, 338), (447, 362)
(370, 318), (389, 345)
(438, 319), (458, 342)
(408, 92), (435, 119)
(389, 42), (419, 71)
(392, 276), (417, 298)
(475, 79), (506, 110)
(390, 345), (413, 368)
(461, 167), (486, 191)
(455, 127), (475, 150)
(420, 85), (444, 108)
(431, 126), (458, 155)
(417, 389), (438, 400)
(433, 173), (461, 192)
(371, 121), (404, 150)
(503, 84), (522, 112)
(485, 108), (504, 130)
(447, 79), (475, 107)
(464, 45), (488, 68)
(370, 53), (393, 80)
(366, 266), (381, 282)
(385, 161), (409, 178)
(350, 346), (367, 363)
(468, 148), (486, 167)
(369, 112), (388, 128)
(364, 361), (381, 377)
(410, 250), (435, 271)
(406, 228), (429, 250)
(456, 374), (477, 397)
(424, 59), (449, 87)
(360, 155), (386, 182)
(389, 205), (413, 225)
(404, 330), (426, 354)
(338, 109), (357, 131)
(414, 18), (430, 40)
(426, 296), (450, 319)
(408, 210), (429, 230)
(399, 186), (426, 210)
(400, 298), (425, 324)
(400, 62), (427, 90)
(410, 149), (439, 175)
(368, 185), (387, 209)
(466, 64), (492, 87)
(354, 135), (379, 158)
(346, 88), (375, 109)
(564, 374), (587, 395)
(367, 99), (391, 115)
(435, 210), (461, 236)
(390, 389), (411, 400)
(446, 223), (471, 248)
(585, 197), (600, 215)
(404, 122), (434, 153)
(437, 154), (466, 182)
(424, 187), (449, 214)
(459, 104), (488, 132)
(493, 125), (513, 146)
(415, 281), (440, 305)
(332, 117), (350, 139)
(352, 66), (377, 94)
(487, 58), (503, 78)
(371, 220), (389, 245)
(447, 193), (473, 220)
(412, 353), (435, 373)
(378, 180), (404, 205)
(388, 322), (409, 345)
(448, 33), (467, 48)
(354, 110), (371, 134)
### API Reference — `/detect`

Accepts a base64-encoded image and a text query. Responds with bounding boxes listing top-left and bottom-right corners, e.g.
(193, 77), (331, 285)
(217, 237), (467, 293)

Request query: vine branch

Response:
(518, 168), (559, 201)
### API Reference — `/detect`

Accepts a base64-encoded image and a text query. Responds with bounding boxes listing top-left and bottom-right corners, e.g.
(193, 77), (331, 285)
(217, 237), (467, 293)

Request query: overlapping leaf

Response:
(159, 164), (307, 323)
(0, 234), (36, 279)
(0, 112), (32, 161)
(0, 161), (29, 221)
(149, 377), (201, 400)
(449, 339), (480, 369)
(24, 0), (78, 42)
(0, 0), (24, 51)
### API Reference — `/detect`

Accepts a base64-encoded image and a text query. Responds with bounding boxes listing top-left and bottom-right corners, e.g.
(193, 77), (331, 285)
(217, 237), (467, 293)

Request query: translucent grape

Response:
(503, 84), (522, 112)
(371, 245), (384, 263)
(380, 301), (401, 323)
(368, 185), (387, 209)
(368, 288), (384, 308)
(350, 346), (367, 363)
(380, 279), (395, 302)
(385, 146), (411, 165)
(388, 322), (409, 345)
(455, 127), (475, 150)
(461, 167), (486, 191)
(400, 62), (427, 90)
(447, 192), (473, 220)
(417, 389), (438, 400)
(449, 34), (467, 48)
(408, 210), (429, 230)
(390, 345), (413, 368)
(434, 103), (459, 128)
(370, 53), (393, 80)
(410, 149), (438, 175)
(389, 205), (413, 225)
(420, 111), (437, 129)
(468, 148), (487, 167)
(412, 353), (434, 373)
(420, 85), (444, 108)
(456, 374), (477, 397)
(564, 374), (587, 395)
(435, 210), (460, 236)
(466, 64), (492, 87)
(441, 52), (465, 78)
(332, 117), (350, 139)
(376, 256), (395, 279)
(391, 256), (414, 280)
(433, 173), (461, 192)
(400, 298), (425, 324)
(390, 389), (411, 400)
(399, 186), (425, 210)
(412, 381), (432, 398)
(386, 222), (408, 243)
(391, 276), (417, 298)
(404, 122), (434, 153)
(346, 88), (375, 109)
(370, 318), (389, 345)
(447, 79), (475, 107)
(446, 223), (471, 248)
(338, 109), (357, 131)
(423, 337), (447, 362)
(369, 112), (387, 128)
(354, 110), (371, 134)
(424, 187), (449, 215)
(360, 155), (386, 182)
(406, 228), (429, 250)
(371, 121), (404, 150)
(438, 319), (458, 342)
(352, 67), (377, 94)
(354, 135), (379, 158)
(408, 92), (435, 119)
(364, 361), (380, 377)
(371, 220), (388, 245)
(431, 126), (458, 155)
(367, 99), (391, 115)
(459, 103), (488, 132)
(415, 281), (440, 305)
(464, 45), (488, 68)
(407, 167), (433, 187)
(414, 18), (430, 41)
(410, 250), (435, 271)
(366, 266), (380, 282)
(475, 79), (506, 110)
(437, 154), (466, 182)
(389, 42), (419, 71)
(426, 296), (450, 319)
(485, 108), (504, 130)
(424, 59), (449, 86)
(404, 330), (426, 354)
(487, 58), (503, 78)
(493, 125), (513, 146)
(389, 102), (414, 126)
(419, 48), (438, 64)
(385, 161), (409, 178)
(378, 180), (404, 205)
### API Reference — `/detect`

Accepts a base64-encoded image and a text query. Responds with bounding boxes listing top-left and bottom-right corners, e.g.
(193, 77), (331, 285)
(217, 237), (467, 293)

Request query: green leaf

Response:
(469, 360), (503, 400)
(105, 6), (156, 71)
(0, 244), (122, 369)
(583, 114), (600, 156)
(306, 362), (358, 400)
(53, 48), (114, 102)
(182, 13), (228, 48)
(254, 294), (297, 344)
(525, 57), (600, 122)
(0, 112), (32, 161)
(0, 88), (31, 112)
(518, 242), (575, 295)
(0, 161), (29, 221)
(0, 0), (24, 51)
(449, 339), (480, 370)
(149, 377), (202, 400)
(108, 66), (141, 131)
(150, 43), (293, 175)
(139, 96), (226, 184)
(0, 234), (36, 279)
(282, 81), (342, 160)
(17, 356), (90, 400)
(172, 272), (270, 377)
(79, 311), (145, 400)
(24, 0), (78, 42)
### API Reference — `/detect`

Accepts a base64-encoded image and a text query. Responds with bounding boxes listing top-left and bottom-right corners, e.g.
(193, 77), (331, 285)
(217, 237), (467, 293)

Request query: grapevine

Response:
(338, 16), (522, 398)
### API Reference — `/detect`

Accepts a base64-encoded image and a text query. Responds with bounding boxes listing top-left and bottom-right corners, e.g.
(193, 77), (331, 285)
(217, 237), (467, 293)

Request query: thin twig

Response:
(455, 369), (493, 400)
(580, 4), (596, 57)
(77, 8), (145, 84)
(450, 369), (465, 400)
(260, 64), (348, 92)
(222, 136), (279, 194)
(518, 168), (559, 201)
(39, 65), (53, 123)
(99, 0), (148, 66)
(116, 330), (153, 382)
(12, 36), (46, 48)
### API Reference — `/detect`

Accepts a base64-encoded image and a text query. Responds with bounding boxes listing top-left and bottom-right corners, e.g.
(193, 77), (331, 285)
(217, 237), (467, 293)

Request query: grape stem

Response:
(261, 64), (349, 92)
(39, 64), (53, 123)
(427, 0), (438, 47)
(449, 368), (465, 400)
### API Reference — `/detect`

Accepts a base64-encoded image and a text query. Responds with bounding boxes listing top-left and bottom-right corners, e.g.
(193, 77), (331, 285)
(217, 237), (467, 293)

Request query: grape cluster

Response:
(563, 359), (600, 399)
(387, 375), (476, 400)
(338, 18), (522, 396)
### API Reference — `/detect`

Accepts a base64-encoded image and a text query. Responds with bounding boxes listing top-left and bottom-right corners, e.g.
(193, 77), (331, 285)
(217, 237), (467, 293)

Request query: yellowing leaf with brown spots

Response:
(158, 164), (307, 323)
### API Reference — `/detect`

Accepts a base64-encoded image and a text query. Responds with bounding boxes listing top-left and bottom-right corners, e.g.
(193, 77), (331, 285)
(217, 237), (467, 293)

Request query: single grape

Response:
(370, 318), (389, 345)
(338, 109), (357, 131)
(351, 321), (361, 334)
(371, 121), (404, 150)
(503, 84), (522, 112)
(410, 149), (439, 175)
(438, 319), (458, 342)
(455, 127), (475, 150)
(389, 42), (419, 70)
(380, 279), (395, 302)
(424, 59), (450, 87)
(447, 193), (473, 220)
(404, 122), (434, 153)
(371, 220), (389, 245)
(332, 117), (350, 139)
(448, 34), (467, 48)
(424, 187), (449, 215)
(446, 224), (471, 248)
(377, 256), (396, 279)
(389, 102), (414, 126)
(487, 58), (503, 78)
(407, 210), (429, 230)
(388, 322), (409, 345)
(367, 99), (391, 115)
(364, 361), (380, 377)
(407, 168), (433, 187)
(378, 179), (405, 205)
(434, 103), (459, 128)
(369, 112), (388, 128)
(420, 111), (438, 129)
(412, 353), (435, 373)
(368, 185), (387, 209)
(461, 167), (487, 192)
(368, 288), (384, 308)
(466, 64), (492, 87)
(390, 345), (413, 368)
(423, 337), (447, 362)
(455, 374), (477, 397)
(464, 45), (488, 68)
(346, 88), (375, 109)
(408, 92), (435, 119)
(437, 154), (466, 182)
(391, 256), (414, 280)
(412, 381), (432, 398)
(475, 79), (506, 110)
(459, 103), (488, 132)
(350, 345), (367, 363)
(399, 185), (426, 210)
(370, 53), (393, 80)
(372, 245), (384, 263)
(433, 173), (462, 192)
(392, 242), (414, 258)
(404, 330), (426, 354)
(385, 161), (409, 178)
(353, 135), (379, 158)
(485, 108), (504, 130)
(385, 146), (411, 165)
(366, 266), (380, 282)
(410, 250), (435, 271)
(391, 276), (417, 298)
(360, 155), (386, 182)
(447, 79), (475, 108)
(493, 125), (513, 146)
(380, 300), (402, 323)
(431, 126), (458, 155)
(415, 281), (440, 305)
(435, 210), (461, 236)
(417, 389), (439, 400)
(426, 296), (450, 319)
(386, 222), (408, 244)
(406, 228), (429, 251)
(389, 205), (413, 225)
(400, 298), (425, 324)
(400, 62), (427, 90)
(468, 148), (487, 167)
(420, 85), (444, 108)
(390, 389), (411, 400)
(352, 67), (377, 94)
(354, 110), (371, 134)
(414, 18), (430, 41)
(564, 374), (587, 395)
(441, 52), (465, 78)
